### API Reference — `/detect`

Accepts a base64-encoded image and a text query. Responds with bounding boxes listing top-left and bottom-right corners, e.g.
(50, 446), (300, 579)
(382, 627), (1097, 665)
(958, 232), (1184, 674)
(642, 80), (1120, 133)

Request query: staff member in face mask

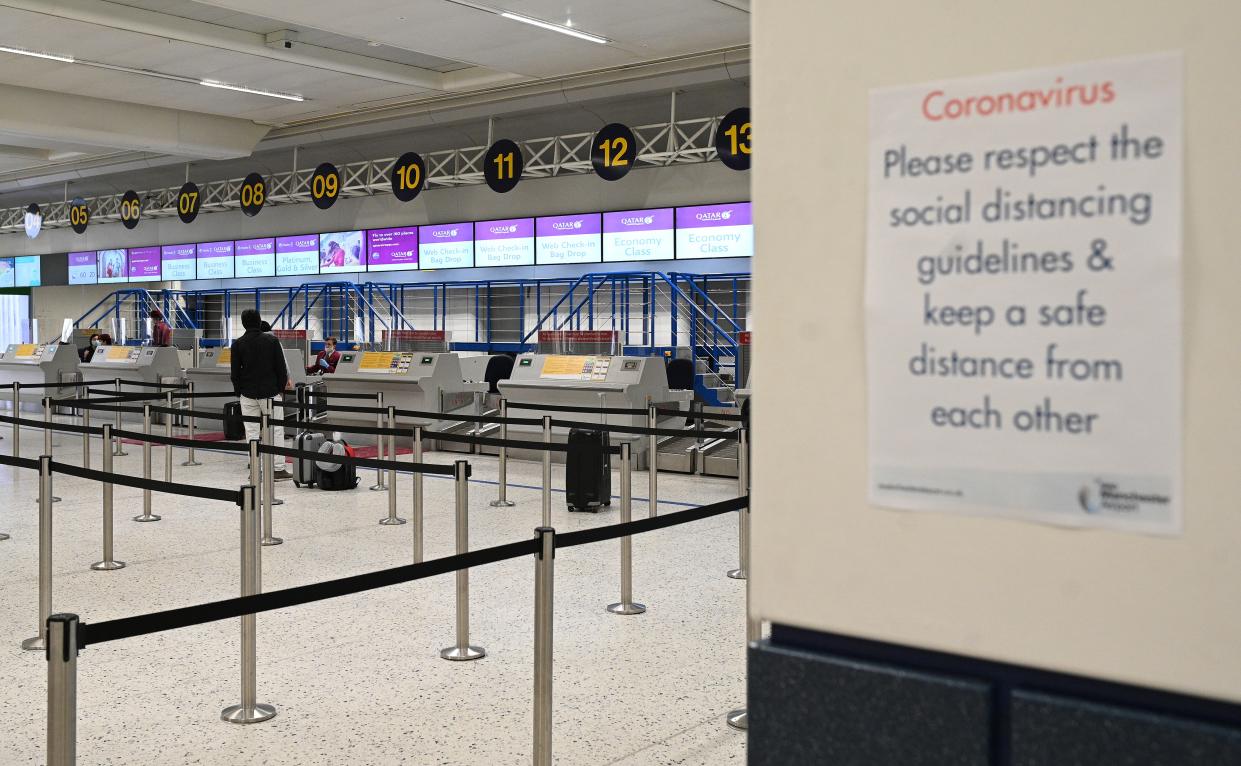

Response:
(306, 337), (341, 374)
(79, 333), (102, 363)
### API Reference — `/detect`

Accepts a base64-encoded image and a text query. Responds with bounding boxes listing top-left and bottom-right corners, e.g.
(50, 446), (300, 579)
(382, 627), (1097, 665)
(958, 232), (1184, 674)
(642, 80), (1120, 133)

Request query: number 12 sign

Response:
(592, 123), (635, 181)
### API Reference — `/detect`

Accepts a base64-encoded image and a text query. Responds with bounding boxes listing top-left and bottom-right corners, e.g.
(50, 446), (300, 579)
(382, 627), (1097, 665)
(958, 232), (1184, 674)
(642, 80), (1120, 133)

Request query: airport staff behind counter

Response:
(230, 309), (292, 480)
(306, 337), (341, 375)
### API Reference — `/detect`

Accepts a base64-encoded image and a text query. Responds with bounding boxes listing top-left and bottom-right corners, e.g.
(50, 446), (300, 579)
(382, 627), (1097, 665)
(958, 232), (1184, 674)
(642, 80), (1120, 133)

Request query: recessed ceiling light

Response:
(0, 45), (74, 63)
(200, 79), (305, 102)
(498, 12), (609, 43)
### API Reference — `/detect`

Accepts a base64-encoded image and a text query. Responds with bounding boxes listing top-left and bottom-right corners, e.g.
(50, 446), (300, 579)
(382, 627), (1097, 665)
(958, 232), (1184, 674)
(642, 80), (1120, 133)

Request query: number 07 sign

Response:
(865, 52), (1183, 534)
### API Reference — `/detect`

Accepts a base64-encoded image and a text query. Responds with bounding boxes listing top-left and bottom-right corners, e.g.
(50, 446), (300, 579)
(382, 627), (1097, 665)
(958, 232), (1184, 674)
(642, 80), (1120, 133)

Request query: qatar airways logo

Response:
(695, 210), (733, 222)
(551, 220), (584, 231)
(431, 228), (459, 239)
(489, 224), (520, 235)
(620, 215), (655, 227)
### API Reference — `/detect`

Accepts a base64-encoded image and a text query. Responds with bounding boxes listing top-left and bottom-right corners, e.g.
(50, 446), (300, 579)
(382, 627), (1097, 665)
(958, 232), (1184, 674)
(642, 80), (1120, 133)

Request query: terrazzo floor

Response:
(0, 424), (749, 765)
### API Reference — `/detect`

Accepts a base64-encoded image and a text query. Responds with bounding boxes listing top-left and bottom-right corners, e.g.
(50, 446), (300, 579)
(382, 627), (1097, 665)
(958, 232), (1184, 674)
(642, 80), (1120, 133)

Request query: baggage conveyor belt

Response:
(657, 416), (741, 477)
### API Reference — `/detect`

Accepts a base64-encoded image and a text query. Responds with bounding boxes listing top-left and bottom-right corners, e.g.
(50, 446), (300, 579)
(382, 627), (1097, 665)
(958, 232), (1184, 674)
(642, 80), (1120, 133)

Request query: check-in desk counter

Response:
(0, 343), (83, 415)
(497, 354), (691, 469)
(185, 347), (313, 418)
(81, 346), (184, 422)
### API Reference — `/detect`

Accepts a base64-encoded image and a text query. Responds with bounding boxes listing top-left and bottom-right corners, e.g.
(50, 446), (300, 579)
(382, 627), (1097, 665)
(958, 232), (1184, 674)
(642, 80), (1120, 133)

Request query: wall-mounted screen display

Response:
(196, 241), (235, 280)
(536, 213), (602, 265)
(14, 255), (40, 287)
(475, 217), (534, 267)
(0, 258), (14, 288)
(319, 230), (365, 274)
(419, 222), (474, 269)
(603, 208), (675, 263)
(235, 238), (276, 278)
(366, 227), (419, 273)
(127, 247), (161, 282)
(97, 249), (128, 284)
(276, 234), (319, 277)
(161, 244), (196, 281)
(675, 202), (753, 259)
(68, 252), (96, 285)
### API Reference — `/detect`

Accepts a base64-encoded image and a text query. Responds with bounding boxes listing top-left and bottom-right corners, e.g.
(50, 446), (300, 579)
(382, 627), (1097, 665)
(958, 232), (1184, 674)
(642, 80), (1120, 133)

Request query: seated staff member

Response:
(79, 333), (102, 363)
(150, 309), (172, 347)
(306, 337), (341, 374)
(230, 309), (293, 480)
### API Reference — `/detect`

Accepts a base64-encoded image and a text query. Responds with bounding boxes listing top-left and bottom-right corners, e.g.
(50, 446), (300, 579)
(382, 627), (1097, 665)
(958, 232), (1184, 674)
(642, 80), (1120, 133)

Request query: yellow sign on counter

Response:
(107, 346), (132, 360)
(359, 352), (397, 372)
(13, 344), (38, 358)
(540, 355), (590, 379)
(217, 348), (232, 365)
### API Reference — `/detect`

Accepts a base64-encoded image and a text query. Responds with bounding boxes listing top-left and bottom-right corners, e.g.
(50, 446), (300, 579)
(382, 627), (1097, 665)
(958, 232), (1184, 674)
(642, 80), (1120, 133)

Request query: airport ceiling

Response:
(0, 0), (749, 204)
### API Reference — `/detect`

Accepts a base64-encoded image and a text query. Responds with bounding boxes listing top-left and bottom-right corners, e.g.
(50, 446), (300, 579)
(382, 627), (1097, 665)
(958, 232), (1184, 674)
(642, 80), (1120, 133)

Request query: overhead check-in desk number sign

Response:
(865, 53), (1183, 534)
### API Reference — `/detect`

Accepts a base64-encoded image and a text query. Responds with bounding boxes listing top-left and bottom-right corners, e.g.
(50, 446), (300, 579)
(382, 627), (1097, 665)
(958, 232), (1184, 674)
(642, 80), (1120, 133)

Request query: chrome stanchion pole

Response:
(267, 399), (285, 508)
(726, 582), (759, 731)
(11, 380), (20, 457)
(412, 425), (424, 563)
(441, 460), (485, 661)
(607, 443), (645, 615)
(81, 408), (90, 470)
(21, 455), (53, 650)
(727, 428), (749, 580)
(132, 404), (159, 522)
(46, 613), (79, 766)
(532, 526), (555, 766)
(163, 390), (173, 483)
(260, 412), (282, 546)
(221, 484), (276, 724)
(370, 392), (387, 491)
(472, 390), (483, 455)
(42, 398), (61, 502)
(491, 398), (515, 507)
(112, 379), (126, 456)
(648, 402), (659, 517)
(182, 381), (201, 466)
(380, 405), (405, 525)
(541, 415), (552, 527)
(90, 424), (124, 571)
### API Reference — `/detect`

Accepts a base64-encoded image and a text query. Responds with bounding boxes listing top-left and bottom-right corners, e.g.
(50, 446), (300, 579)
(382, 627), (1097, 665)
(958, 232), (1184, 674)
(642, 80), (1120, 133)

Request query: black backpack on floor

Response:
(314, 440), (359, 491)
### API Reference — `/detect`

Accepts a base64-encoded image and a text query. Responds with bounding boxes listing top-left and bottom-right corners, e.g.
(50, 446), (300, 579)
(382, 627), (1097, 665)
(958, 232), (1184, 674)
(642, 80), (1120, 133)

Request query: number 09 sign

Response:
(310, 163), (340, 210)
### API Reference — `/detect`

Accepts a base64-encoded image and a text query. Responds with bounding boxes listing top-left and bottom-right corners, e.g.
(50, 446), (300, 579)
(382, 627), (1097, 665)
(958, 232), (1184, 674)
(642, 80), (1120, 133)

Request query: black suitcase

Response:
(223, 401), (245, 441)
(565, 428), (611, 512)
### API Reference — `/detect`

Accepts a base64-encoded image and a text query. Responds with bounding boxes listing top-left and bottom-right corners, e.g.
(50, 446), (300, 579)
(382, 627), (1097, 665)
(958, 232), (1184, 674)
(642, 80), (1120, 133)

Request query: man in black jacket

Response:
(230, 309), (292, 480)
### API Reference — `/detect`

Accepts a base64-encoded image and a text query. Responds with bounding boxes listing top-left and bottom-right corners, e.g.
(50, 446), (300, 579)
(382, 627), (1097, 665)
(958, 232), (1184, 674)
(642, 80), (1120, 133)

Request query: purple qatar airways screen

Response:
(127, 246), (162, 282)
(674, 202), (754, 259)
(535, 213), (602, 265)
(234, 238), (276, 278)
(366, 227), (420, 272)
(276, 234), (319, 277)
(68, 252), (97, 284)
(474, 218), (534, 267)
(602, 208), (674, 262)
(160, 244), (196, 281)
(418, 222), (473, 270)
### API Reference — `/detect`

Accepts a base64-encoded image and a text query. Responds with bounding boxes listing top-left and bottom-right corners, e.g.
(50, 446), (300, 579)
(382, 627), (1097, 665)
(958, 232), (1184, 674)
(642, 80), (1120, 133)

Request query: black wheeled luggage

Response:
(223, 401), (245, 441)
(294, 431), (326, 487)
(565, 428), (611, 512)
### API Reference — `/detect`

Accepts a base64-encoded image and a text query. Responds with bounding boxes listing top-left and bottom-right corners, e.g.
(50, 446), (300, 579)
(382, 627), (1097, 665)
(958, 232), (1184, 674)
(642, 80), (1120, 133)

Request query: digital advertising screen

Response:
(160, 244), (197, 281)
(68, 252), (97, 285)
(14, 255), (40, 287)
(195, 241), (235, 280)
(535, 214), (602, 265)
(674, 202), (754, 259)
(0, 258), (14, 288)
(366, 226), (420, 273)
(235, 238), (276, 278)
(602, 208), (675, 263)
(276, 234), (319, 277)
(96, 249), (128, 284)
(474, 217), (535, 267)
(419, 222), (474, 270)
(319, 230), (365, 274)
(127, 247), (161, 282)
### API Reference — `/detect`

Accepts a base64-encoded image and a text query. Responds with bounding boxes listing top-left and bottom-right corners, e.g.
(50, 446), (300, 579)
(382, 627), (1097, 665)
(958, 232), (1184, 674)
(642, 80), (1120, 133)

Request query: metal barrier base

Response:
(20, 635), (44, 651)
(440, 645), (486, 661)
(378, 516), (408, 526)
(90, 560), (126, 571)
(132, 513), (161, 523)
(726, 708), (748, 730)
(489, 499), (516, 507)
(221, 703), (277, 724)
(727, 569), (747, 580)
(0, 532), (9, 541)
(260, 536), (283, 547)
(606, 601), (647, 616)
(181, 459), (203, 467)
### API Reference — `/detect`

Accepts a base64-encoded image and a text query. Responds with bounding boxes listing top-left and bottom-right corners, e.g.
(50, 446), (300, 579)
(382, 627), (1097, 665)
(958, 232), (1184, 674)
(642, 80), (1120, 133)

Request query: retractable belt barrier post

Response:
(606, 442), (645, 615)
(80, 408), (90, 471)
(133, 405), (160, 522)
(532, 526), (555, 766)
(91, 424), (125, 572)
(46, 613), (79, 766)
(111, 379), (127, 456)
(163, 391), (173, 484)
(181, 381), (202, 466)
(370, 392), (387, 492)
(21, 455), (54, 651)
(727, 583), (760, 731)
(42, 398), (61, 503)
(441, 460), (485, 661)
(648, 402), (659, 517)
(412, 425), (425, 562)
(11, 380), (20, 457)
(221, 484), (277, 724)
(260, 412), (282, 547)
(380, 406), (405, 526)
(491, 398), (515, 508)
(727, 427), (750, 580)
(541, 416), (552, 527)
(266, 400), (285, 508)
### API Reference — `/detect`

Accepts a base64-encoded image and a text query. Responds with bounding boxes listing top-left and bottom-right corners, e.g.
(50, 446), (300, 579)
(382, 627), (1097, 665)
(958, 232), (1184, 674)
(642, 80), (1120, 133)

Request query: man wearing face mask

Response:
(306, 337), (341, 375)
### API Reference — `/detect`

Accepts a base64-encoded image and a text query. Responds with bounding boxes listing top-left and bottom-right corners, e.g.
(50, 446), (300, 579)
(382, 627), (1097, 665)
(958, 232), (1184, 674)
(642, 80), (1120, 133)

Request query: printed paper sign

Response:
(866, 52), (1182, 534)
